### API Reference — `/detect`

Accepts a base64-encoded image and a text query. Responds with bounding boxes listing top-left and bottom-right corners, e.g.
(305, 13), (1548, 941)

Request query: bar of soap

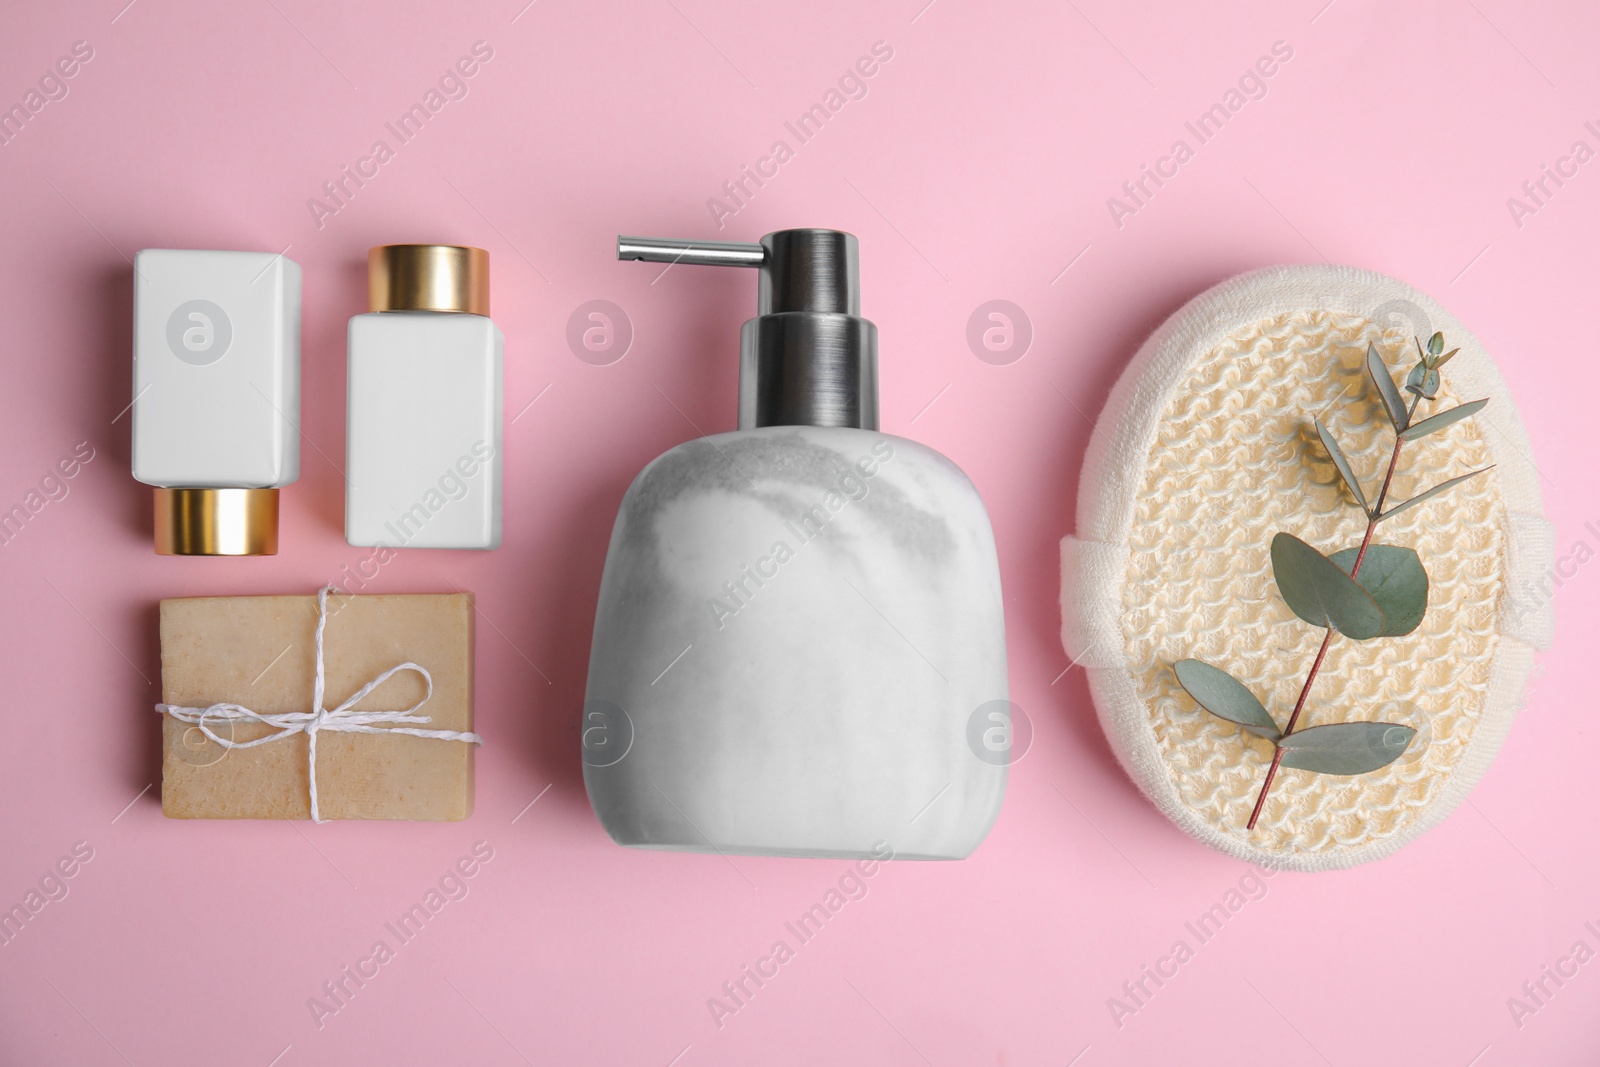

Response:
(160, 593), (475, 820)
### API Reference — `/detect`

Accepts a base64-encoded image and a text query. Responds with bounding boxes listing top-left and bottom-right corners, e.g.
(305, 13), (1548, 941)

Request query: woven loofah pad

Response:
(1062, 267), (1553, 871)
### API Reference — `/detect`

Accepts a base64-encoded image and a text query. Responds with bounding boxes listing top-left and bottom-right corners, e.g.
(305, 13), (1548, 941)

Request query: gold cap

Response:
(154, 487), (279, 556)
(368, 245), (490, 315)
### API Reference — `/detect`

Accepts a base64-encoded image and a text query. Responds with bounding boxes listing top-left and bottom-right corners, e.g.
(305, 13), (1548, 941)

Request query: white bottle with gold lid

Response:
(132, 249), (301, 556)
(345, 245), (503, 550)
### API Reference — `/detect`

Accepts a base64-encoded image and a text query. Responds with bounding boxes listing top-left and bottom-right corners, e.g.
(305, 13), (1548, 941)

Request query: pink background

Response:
(1, 0), (1595, 1063)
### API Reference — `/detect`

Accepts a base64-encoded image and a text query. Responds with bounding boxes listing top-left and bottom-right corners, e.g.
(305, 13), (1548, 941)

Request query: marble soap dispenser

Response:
(583, 229), (1008, 860)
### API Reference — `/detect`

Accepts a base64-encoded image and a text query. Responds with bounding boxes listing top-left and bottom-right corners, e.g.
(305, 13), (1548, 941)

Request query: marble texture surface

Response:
(584, 426), (1008, 859)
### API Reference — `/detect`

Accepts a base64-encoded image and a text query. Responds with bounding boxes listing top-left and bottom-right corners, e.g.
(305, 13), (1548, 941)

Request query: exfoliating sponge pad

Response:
(1061, 266), (1553, 871)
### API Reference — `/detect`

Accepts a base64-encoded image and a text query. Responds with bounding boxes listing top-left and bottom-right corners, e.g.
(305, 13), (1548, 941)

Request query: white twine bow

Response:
(156, 586), (484, 822)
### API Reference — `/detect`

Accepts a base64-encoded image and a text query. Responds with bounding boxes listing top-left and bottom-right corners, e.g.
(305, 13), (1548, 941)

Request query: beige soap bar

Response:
(160, 593), (475, 820)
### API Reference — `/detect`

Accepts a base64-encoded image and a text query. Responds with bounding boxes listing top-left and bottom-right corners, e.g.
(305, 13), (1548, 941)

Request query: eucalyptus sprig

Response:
(1175, 334), (1494, 831)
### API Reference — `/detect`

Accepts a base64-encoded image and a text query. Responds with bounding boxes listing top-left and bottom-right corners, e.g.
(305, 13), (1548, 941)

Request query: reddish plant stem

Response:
(1246, 629), (1332, 828)
(1247, 391), (1423, 831)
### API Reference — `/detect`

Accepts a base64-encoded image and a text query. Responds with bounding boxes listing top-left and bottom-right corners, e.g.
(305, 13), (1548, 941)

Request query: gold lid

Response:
(368, 245), (489, 315)
(154, 487), (279, 556)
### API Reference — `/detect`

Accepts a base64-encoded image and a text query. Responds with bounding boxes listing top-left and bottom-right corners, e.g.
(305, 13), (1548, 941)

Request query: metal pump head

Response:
(617, 229), (879, 430)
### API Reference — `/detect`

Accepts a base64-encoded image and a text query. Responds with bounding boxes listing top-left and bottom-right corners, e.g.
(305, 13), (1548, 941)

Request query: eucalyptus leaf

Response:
(1367, 343), (1410, 431)
(1399, 398), (1488, 441)
(1174, 659), (1281, 740)
(1405, 364), (1440, 399)
(1314, 418), (1368, 513)
(1277, 721), (1416, 775)
(1433, 347), (1459, 369)
(1427, 331), (1444, 356)
(1270, 533), (1386, 640)
(1378, 467), (1493, 522)
(1329, 544), (1428, 637)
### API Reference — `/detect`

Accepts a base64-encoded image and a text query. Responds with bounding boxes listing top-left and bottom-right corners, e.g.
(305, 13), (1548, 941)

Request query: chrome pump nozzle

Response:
(617, 229), (878, 430)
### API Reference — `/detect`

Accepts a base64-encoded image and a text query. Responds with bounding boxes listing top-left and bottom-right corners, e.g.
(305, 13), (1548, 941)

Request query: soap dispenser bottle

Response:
(583, 229), (1007, 860)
